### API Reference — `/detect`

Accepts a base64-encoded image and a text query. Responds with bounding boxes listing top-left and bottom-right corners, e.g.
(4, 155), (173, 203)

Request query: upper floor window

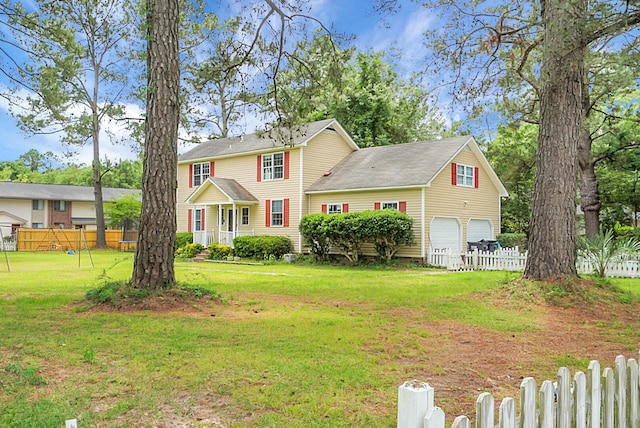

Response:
(32, 200), (44, 210)
(192, 162), (210, 187)
(53, 200), (66, 211)
(456, 163), (475, 187)
(263, 153), (284, 181)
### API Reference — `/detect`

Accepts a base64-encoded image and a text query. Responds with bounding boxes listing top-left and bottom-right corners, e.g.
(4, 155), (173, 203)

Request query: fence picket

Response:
(588, 360), (601, 428)
(519, 377), (536, 428)
(539, 380), (555, 428)
(616, 355), (627, 428)
(498, 397), (515, 428)
(574, 371), (587, 428)
(629, 359), (640, 428)
(603, 367), (615, 428)
(425, 407), (445, 428)
(476, 392), (494, 428)
(451, 416), (470, 428)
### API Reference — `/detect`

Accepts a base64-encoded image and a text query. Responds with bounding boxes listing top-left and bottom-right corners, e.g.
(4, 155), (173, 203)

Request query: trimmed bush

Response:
(208, 244), (233, 260)
(363, 209), (415, 261)
(175, 243), (203, 258)
(233, 235), (293, 260)
(176, 232), (193, 249)
(299, 213), (331, 260)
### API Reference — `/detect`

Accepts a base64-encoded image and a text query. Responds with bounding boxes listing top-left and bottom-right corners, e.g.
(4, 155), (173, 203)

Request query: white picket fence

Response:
(428, 248), (640, 278)
(398, 352), (640, 428)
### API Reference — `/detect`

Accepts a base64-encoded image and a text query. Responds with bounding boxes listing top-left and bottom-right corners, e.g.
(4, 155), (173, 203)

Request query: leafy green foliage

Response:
(233, 236), (293, 260)
(5, 362), (48, 386)
(300, 210), (415, 262)
(577, 230), (640, 277)
(207, 243), (233, 260)
(298, 213), (332, 261)
(175, 233), (193, 249)
(104, 194), (141, 229)
(497, 233), (528, 250)
(175, 243), (204, 259)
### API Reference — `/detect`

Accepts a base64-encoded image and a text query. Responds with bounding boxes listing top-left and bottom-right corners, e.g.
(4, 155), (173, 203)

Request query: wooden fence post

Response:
(557, 367), (572, 428)
(425, 406), (445, 428)
(498, 397), (515, 428)
(539, 380), (555, 428)
(574, 371), (587, 428)
(451, 415), (470, 428)
(397, 380), (434, 428)
(603, 367), (615, 428)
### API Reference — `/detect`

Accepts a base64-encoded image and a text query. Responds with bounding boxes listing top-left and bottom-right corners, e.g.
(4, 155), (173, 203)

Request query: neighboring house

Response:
(177, 118), (508, 260)
(0, 182), (140, 238)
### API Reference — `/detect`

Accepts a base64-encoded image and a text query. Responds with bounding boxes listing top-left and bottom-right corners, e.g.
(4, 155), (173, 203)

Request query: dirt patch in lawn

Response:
(79, 278), (640, 425)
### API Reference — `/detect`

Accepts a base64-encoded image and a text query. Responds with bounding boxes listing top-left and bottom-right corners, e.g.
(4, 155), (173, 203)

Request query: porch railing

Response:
(218, 230), (254, 246)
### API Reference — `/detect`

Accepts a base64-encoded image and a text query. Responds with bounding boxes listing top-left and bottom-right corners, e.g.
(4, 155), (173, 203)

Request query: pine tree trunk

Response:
(523, 0), (586, 280)
(579, 130), (601, 239)
(131, 0), (180, 289)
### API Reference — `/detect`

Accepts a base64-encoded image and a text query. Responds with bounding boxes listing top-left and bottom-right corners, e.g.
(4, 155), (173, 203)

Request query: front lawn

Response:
(1, 251), (639, 427)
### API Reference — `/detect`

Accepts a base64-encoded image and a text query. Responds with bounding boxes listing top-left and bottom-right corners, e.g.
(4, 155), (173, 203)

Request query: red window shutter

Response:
(201, 209), (205, 230)
(399, 201), (406, 213)
(187, 209), (192, 232)
(374, 202), (381, 210)
(451, 163), (457, 185)
(284, 198), (290, 227)
(265, 199), (271, 227)
(210, 161), (215, 178)
(257, 155), (262, 182)
(284, 151), (290, 179)
(189, 164), (193, 188)
(474, 167), (479, 188)
(321, 204), (327, 214)
(342, 203), (349, 213)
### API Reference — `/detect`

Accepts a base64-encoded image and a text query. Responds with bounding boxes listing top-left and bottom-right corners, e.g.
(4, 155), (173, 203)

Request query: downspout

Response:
(298, 147), (304, 252)
(421, 186), (426, 262)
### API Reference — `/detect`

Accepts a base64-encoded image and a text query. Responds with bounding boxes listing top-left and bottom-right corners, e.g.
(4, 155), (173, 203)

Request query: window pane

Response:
(271, 200), (283, 226)
(328, 204), (341, 214)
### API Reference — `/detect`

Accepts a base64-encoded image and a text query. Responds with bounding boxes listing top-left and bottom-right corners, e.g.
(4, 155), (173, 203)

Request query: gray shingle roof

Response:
(0, 181), (140, 201)
(209, 178), (258, 202)
(306, 136), (473, 192)
(178, 118), (340, 162)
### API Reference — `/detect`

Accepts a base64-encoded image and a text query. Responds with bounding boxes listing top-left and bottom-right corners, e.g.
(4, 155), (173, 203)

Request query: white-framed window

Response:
(192, 162), (210, 187)
(456, 163), (475, 187)
(262, 152), (284, 181)
(32, 222), (44, 228)
(382, 201), (399, 210)
(327, 203), (342, 214)
(54, 222), (65, 228)
(271, 199), (283, 226)
(194, 209), (203, 231)
(32, 200), (44, 210)
(53, 200), (66, 211)
(241, 207), (250, 226)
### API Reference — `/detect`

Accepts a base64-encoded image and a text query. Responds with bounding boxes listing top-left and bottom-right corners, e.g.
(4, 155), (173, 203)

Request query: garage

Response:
(430, 217), (461, 252)
(467, 219), (493, 243)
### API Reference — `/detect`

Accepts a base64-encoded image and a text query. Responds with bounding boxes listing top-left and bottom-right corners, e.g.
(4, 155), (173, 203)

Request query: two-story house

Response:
(177, 118), (508, 260)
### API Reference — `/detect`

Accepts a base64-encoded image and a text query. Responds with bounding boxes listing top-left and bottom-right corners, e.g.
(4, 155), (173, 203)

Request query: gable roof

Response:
(306, 136), (508, 196)
(0, 211), (28, 225)
(178, 118), (359, 163)
(0, 182), (140, 201)
(185, 177), (258, 204)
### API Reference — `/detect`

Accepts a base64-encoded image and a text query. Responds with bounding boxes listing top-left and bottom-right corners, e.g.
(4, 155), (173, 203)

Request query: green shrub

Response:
(176, 232), (193, 249)
(175, 243), (204, 258)
(299, 213), (331, 260)
(208, 244), (233, 260)
(363, 209), (415, 261)
(496, 233), (527, 250)
(233, 235), (293, 259)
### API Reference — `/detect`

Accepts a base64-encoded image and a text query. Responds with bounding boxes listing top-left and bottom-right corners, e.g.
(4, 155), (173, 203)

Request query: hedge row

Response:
(299, 210), (415, 262)
(233, 235), (293, 260)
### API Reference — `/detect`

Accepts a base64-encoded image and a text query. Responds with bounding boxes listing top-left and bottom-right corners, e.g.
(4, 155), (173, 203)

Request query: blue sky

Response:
(0, 0), (434, 164)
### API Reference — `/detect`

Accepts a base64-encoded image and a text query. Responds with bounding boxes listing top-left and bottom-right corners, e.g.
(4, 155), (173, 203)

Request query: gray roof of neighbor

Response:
(178, 118), (340, 162)
(306, 136), (473, 192)
(0, 181), (140, 201)
(209, 177), (258, 202)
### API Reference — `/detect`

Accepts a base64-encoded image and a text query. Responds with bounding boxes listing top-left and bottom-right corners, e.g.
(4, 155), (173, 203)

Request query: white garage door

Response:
(467, 219), (493, 243)
(430, 217), (461, 252)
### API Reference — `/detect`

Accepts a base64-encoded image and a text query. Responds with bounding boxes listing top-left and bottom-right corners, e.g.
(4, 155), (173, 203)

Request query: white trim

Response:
(306, 184), (427, 195)
(298, 146), (304, 252)
(421, 187), (426, 259)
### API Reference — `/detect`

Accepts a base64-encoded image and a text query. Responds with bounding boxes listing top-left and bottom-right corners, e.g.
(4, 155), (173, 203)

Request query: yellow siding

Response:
(425, 150), (501, 250)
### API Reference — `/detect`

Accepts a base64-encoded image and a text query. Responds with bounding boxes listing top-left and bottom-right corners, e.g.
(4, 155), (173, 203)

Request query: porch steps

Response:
(192, 249), (209, 262)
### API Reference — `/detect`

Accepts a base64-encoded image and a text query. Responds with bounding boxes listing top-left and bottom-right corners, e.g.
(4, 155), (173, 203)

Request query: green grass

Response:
(1, 250), (639, 427)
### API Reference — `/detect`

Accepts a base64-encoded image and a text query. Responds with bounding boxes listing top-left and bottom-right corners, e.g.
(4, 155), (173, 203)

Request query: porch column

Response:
(232, 202), (237, 239)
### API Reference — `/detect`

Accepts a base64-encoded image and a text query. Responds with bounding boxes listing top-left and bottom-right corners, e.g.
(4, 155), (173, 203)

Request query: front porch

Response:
(193, 229), (255, 247)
